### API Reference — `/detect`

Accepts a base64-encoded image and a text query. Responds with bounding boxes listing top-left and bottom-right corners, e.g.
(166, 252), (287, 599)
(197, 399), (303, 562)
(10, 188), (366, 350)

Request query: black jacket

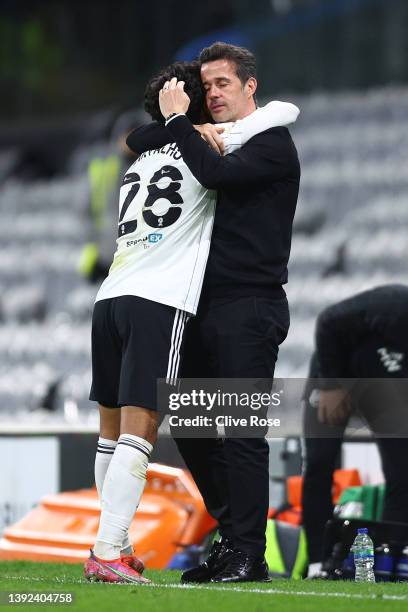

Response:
(316, 284), (408, 380)
(127, 116), (300, 300)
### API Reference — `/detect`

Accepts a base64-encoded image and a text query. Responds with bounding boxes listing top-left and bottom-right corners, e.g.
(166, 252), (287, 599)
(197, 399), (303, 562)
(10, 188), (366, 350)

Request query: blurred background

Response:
(0, 0), (408, 537)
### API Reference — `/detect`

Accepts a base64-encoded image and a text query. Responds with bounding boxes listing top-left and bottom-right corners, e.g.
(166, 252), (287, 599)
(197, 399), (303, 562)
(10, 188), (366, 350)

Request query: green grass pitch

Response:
(1, 561), (408, 612)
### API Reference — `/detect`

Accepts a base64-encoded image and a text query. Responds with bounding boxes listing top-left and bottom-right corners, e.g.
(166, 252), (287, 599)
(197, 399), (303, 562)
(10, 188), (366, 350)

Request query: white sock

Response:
(94, 434), (152, 560)
(94, 437), (133, 555)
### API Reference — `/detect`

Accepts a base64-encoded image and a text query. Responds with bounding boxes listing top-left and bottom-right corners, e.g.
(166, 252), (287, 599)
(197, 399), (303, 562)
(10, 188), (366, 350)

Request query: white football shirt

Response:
(95, 101), (299, 314)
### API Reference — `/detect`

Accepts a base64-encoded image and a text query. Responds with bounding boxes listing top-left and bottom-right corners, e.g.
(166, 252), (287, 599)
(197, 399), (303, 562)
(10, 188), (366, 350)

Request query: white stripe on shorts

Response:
(166, 309), (189, 385)
(166, 309), (181, 384)
(172, 311), (190, 384)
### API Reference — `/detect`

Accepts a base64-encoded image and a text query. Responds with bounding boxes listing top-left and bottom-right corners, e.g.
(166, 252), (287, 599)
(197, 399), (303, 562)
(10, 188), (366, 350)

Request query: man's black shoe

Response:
(211, 551), (271, 583)
(181, 539), (235, 583)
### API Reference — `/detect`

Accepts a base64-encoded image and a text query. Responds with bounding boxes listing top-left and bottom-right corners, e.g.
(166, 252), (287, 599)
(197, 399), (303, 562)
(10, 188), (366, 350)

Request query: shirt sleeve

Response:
(166, 114), (298, 190)
(126, 122), (171, 154)
(222, 101), (300, 155)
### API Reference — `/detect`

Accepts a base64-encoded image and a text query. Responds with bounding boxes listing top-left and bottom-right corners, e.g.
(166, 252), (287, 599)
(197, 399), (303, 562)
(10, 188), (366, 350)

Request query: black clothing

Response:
(127, 118), (300, 300)
(127, 122), (168, 153)
(180, 295), (289, 378)
(90, 295), (188, 409)
(211, 551), (271, 583)
(316, 284), (408, 382)
(181, 539), (235, 583)
(303, 285), (408, 563)
(176, 295), (289, 556)
(304, 407), (408, 563)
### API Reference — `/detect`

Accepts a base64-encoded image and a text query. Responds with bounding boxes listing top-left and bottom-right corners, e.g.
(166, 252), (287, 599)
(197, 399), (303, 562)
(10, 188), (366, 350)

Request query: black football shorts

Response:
(89, 295), (190, 410)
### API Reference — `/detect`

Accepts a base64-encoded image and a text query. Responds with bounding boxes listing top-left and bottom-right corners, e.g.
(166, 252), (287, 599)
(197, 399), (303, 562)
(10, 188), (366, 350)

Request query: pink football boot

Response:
(121, 553), (145, 575)
(84, 549), (150, 584)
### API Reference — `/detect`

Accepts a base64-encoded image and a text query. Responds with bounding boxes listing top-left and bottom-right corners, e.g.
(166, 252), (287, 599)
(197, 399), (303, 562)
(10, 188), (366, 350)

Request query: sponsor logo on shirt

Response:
(126, 233), (164, 248)
(148, 233), (163, 243)
(126, 236), (148, 247)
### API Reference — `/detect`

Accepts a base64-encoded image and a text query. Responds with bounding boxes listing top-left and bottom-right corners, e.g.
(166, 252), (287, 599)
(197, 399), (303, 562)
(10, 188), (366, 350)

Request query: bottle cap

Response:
(357, 528), (368, 534)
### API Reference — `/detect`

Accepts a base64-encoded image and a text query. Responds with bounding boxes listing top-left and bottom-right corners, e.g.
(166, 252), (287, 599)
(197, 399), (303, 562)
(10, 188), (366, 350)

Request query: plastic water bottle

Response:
(351, 528), (375, 582)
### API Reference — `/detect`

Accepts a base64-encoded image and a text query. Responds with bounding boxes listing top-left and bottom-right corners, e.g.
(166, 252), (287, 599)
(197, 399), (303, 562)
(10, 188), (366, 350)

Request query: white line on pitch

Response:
(145, 582), (408, 601)
(3, 575), (408, 601)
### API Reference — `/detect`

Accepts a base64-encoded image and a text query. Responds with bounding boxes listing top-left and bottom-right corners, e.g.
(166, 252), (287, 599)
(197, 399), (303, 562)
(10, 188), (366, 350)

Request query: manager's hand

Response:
(318, 388), (352, 426)
(193, 123), (225, 155)
(159, 77), (190, 119)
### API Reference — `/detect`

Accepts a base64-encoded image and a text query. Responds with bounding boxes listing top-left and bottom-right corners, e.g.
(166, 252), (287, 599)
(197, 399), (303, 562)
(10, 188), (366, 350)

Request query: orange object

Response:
(287, 475), (303, 508)
(286, 469), (361, 508)
(268, 506), (302, 526)
(0, 463), (216, 568)
(332, 468), (361, 503)
(267, 469), (362, 527)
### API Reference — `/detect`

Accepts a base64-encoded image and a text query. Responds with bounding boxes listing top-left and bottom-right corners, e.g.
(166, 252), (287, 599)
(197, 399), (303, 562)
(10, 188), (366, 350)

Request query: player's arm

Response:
(180, 101), (299, 157)
(196, 100), (299, 156)
(224, 100), (300, 153)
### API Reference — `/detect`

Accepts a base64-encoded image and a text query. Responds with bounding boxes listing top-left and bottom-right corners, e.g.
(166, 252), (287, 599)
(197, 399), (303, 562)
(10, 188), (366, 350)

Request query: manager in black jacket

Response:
(128, 43), (300, 583)
(303, 284), (408, 577)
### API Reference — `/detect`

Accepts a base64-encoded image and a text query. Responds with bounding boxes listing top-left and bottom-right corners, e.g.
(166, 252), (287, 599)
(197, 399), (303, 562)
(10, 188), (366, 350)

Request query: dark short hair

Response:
(199, 42), (257, 86)
(144, 61), (204, 124)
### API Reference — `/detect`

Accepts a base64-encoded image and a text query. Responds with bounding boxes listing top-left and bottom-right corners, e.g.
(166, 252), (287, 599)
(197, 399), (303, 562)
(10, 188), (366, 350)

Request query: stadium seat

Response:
(0, 464), (216, 567)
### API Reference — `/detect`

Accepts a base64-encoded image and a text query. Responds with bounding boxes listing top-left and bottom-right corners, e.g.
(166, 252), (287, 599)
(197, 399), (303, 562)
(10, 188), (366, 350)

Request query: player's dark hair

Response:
(144, 61), (204, 124)
(199, 42), (257, 86)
